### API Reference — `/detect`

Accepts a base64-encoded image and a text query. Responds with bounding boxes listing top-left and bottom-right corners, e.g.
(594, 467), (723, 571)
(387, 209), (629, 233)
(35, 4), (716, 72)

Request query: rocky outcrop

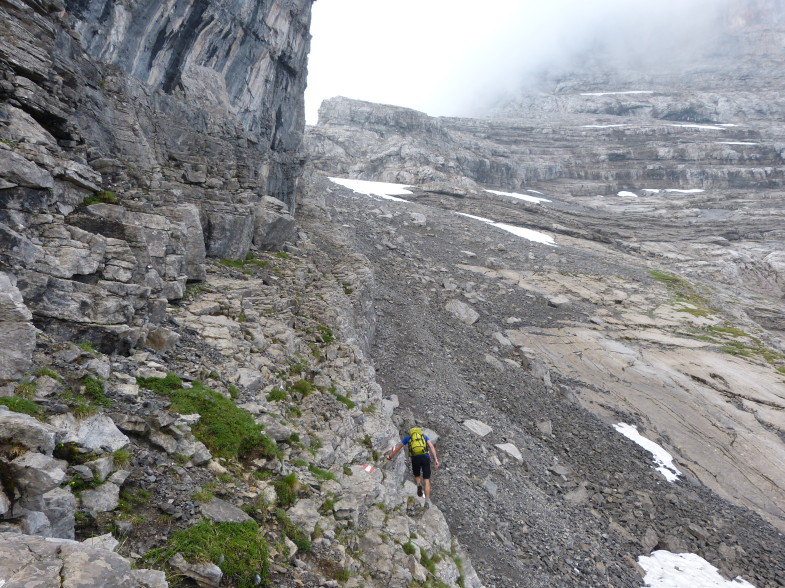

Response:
(0, 0), (310, 357)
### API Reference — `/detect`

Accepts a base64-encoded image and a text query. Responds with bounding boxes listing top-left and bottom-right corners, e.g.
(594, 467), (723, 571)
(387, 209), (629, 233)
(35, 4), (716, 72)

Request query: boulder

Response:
(168, 552), (222, 588)
(253, 198), (297, 251)
(463, 419), (493, 437)
(51, 413), (129, 452)
(42, 487), (77, 539)
(445, 299), (480, 325)
(0, 411), (58, 453)
(0, 271), (35, 382)
(198, 498), (252, 524)
(286, 498), (321, 535)
(10, 452), (67, 496)
(495, 443), (524, 463)
(80, 482), (121, 514)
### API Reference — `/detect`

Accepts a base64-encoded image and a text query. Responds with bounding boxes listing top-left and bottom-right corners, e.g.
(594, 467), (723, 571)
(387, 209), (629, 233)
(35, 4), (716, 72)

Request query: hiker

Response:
(386, 427), (440, 505)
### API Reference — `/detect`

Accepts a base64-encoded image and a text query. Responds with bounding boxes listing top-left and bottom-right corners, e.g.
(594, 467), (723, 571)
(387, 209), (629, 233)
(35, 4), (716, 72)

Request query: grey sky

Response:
(305, 0), (733, 124)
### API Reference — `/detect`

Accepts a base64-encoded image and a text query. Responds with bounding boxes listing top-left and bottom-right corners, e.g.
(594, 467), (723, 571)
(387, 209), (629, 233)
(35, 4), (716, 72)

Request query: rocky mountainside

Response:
(0, 1), (483, 587)
(1, 0), (785, 587)
(303, 3), (785, 586)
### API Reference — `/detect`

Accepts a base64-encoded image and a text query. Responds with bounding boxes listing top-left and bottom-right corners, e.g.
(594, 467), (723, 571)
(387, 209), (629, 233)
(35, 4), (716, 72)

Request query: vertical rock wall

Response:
(0, 0), (311, 362)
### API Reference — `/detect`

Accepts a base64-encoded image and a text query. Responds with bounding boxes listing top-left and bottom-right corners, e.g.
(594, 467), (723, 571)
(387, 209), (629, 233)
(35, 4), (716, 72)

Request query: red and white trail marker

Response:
(362, 464), (376, 473)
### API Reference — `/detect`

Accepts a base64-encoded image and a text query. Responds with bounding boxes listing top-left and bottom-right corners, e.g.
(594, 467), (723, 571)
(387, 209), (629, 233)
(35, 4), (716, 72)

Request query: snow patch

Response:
(665, 189), (704, 194)
(614, 423), (681, 482)
(581, 124), (627, 128)
(639, 550), (756, 588)
(456, 213), (556, 246)
(717, 142), (758, 146)
(581, 90), (653, 96)
(329, 177), (412, 202)
(617, 191), (638, 198)
(668, 124), (725, 131)
(485, 189), (551, 204)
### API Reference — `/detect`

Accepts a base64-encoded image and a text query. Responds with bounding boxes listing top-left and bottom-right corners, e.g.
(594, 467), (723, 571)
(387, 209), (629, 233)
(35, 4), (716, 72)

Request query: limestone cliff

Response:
(0, 0), (310, 357)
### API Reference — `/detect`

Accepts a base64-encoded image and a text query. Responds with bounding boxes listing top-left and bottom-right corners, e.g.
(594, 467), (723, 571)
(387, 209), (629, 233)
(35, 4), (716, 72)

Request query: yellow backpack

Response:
(408, 427), (427, 456)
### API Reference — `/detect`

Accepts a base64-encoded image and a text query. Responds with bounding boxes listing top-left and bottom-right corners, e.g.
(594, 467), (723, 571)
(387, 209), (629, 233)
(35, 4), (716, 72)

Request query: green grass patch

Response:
(14, 381), (37, 399)
(273, 473), (299, 508)
(290, 379), (315, 397)
(82, 190), (119, 206)
(331, 389), (355, 410)
(141, 519), (270, 587)
(77, 341), (96, 353)
(274, 508), (312, 552)
(649, 269), (714, 317)
(266, 388), (287, 402)
(113, 448), (131, 467)
(316, 325), (335, 344)
(402, 542), (416, 555)
(308, 464), (337, 481)
(275, 251), (289, 259)
(192, 488), (215, 502)
(420, 548), (437, 575)
(36, 367), (62, 381)
(137, 375), (279, 461)
(0, 395), (43, 420)
(82, 376), (112, 407)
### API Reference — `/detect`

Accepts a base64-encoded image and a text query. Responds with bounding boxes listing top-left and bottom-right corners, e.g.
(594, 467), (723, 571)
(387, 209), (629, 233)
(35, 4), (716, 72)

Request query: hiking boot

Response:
(424, 498), (431, 509)
(417, 484), (423, 497)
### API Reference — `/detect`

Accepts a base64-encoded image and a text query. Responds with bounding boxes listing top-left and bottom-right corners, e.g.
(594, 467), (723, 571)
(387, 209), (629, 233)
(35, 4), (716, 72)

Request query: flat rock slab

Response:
(51, 413), (129, 452)
(0, 533), (160, 587)
(463, 419), (493, 437)
(198, 497), (252, 523)
(495, 443), (523, 463)
(445, 299), (479, 325)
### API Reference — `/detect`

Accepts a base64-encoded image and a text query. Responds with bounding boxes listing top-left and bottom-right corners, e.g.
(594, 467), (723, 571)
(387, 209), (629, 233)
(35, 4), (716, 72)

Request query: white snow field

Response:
(456, 213), (556, 246)
(329, 177), (412, 201)
(613, 423), (682, 482)
(639, 550), (756, 588)
(485, 189), (551, 204)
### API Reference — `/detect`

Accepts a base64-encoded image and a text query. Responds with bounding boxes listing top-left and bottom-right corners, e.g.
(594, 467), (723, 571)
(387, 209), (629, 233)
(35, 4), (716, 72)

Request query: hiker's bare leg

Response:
(424, 479), (431, 498)
(414, 475), (421, 487)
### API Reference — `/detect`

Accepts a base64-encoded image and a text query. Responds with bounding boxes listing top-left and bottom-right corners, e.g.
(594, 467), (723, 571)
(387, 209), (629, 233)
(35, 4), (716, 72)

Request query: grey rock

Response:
(0, 271), (35, 382)
(10, 452), (67, 496)
(254, 202), (297, 251)
(51, 413), (129, 452)
(198, 498), (252, 524)
(463, 419), (493, 437)
(0, 488), (11, 516)
(86, 456), (115, 482)
(42, 487), (76, 539)
(494, 443), (524, 463)
(0, 411), (58, 453)
(130, 568), (169, 588)
(80, 482), (121, 514)
(536, 419), (553, 436)
(82, 533), (120, 552)
(0, 150), (54, 188)
(21, 510), (52, 536)
(168, 552), (222, 588)
(286, 498), (321, 535)
(445, 299), (480, 325)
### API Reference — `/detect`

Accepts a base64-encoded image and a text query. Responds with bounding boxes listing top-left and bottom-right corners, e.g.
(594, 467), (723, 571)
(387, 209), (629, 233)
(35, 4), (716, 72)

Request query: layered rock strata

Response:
(0, 0), (308, 361)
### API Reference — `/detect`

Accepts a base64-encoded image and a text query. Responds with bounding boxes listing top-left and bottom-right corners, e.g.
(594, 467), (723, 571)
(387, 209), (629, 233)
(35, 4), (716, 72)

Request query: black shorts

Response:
(411, 454), (431, 479)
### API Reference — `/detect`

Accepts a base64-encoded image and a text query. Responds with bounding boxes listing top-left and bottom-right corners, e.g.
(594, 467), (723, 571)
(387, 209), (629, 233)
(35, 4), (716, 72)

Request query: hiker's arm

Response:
(386, 442), (403, 460)
(428, 440), (440, 468)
